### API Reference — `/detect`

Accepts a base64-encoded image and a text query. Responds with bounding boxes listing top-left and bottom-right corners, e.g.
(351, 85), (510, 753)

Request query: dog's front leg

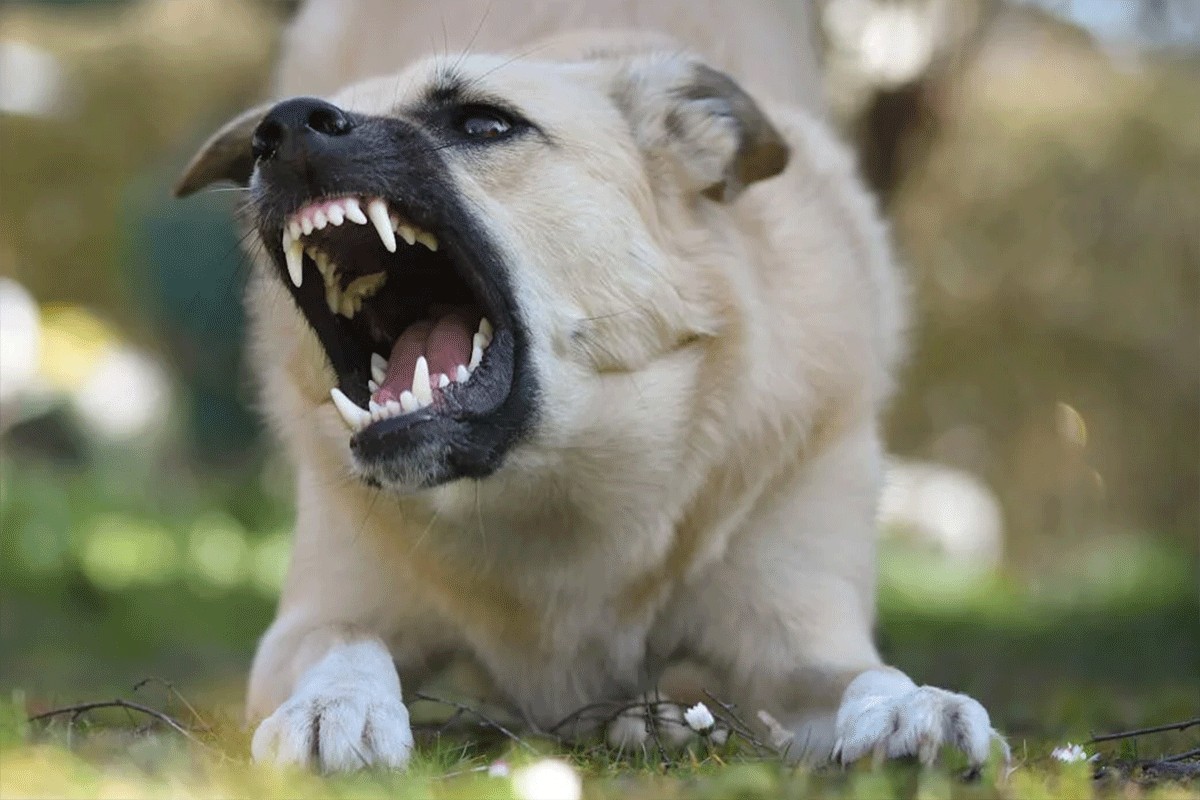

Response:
(248, 619), (413, 772)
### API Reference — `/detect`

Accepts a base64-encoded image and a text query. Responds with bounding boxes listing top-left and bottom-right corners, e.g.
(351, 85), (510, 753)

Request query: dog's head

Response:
(177, 48), (788, 490)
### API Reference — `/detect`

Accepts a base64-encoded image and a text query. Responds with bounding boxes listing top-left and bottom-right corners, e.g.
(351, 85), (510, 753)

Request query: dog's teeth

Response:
(288, 220), (302, 240)
(368, 379), (379, 393)
(313, 250), (335, 283)
(283, 230), (304, 288)
(324, 282), (341, 314)
(313, 209), (328, 230)
(345, 272), (387, 302)
(412, 356), (433, 406)
(338, 293), (358, 319)
(455, 364), (470, 383)
(330, 387), (371, 431)
(369, 399), (385, 420)
(327, 203), (345, 226)
(468, 344), (483, 371)
(343, 197), (368, 225)
(366, 198), (397, 253)
(478, 317), (493, 339)
(437, 374), (450, 389)
(399, 390), (418, 413)
(472, 332), (491, 353)
(371, 353), (388, 385)
(397, 224), (417, 246)
(386, 400), (402, 417)
(300, 215), (314, 236)
(416, 231), (438, 252)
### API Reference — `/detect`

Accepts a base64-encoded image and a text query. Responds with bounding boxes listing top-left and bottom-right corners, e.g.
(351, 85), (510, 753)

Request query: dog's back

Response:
(275, 0), (825, 112)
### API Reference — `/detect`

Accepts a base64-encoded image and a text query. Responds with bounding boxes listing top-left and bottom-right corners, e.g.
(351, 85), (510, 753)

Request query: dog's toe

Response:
(252, 692), (413, 772)
(833, 680), (1005, 768)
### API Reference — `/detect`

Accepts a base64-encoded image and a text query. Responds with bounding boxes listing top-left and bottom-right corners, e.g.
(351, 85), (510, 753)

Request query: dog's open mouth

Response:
(271, 193), (516, 443)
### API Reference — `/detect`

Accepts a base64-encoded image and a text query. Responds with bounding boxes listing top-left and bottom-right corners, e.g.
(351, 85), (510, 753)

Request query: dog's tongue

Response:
(375, 308), (476, 401)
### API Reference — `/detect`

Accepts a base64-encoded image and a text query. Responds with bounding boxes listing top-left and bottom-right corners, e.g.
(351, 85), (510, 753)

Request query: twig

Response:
(701, 690), (775, 757)
(28, 699), (212, 751)
(132, 677), (210, 732)
(1159, 747), (1200, 764)
(1090, 718), (1200, 743)
(412, 692), (536, 752)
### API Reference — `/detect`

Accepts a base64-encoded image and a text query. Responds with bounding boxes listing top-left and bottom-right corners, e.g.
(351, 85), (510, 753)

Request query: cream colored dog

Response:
(176, 3), (1005, 774)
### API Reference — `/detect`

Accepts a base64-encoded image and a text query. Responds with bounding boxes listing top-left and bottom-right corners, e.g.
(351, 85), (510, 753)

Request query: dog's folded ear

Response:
(616, 58), (790, 202)
(173, 104), (271, 198)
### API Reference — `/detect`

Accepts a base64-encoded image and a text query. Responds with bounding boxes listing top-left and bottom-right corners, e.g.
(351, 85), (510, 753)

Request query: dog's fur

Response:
(179, 0), (1004, 772)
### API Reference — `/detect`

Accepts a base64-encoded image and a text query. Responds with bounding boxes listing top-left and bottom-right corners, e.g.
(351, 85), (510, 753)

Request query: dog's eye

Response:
(460, 109), (512, 139)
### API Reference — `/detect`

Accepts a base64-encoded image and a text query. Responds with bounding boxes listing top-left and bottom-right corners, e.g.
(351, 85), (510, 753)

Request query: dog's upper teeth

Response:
(330, 387), (371, 431)
(326, 203), (344, 226)
(412, 356), (433, 406)
(366, 198), (397, 253)
(282, 229), (304, 288)
(343, 197), (368, 225)
(371, 353), (388, 385)
(312, 209), (328, 230)
(416, 231), (438, 252)
(288, 220), (302, 240)
(396, 222), (417, 246)
(300, 215), (314, 236)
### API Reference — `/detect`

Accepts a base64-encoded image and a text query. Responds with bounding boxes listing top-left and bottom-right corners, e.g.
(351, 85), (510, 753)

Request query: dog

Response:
(175, 4), (1006, 773)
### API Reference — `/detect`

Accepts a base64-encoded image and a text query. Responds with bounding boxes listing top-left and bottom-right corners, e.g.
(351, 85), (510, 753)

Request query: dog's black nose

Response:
(252, 97), (355, 162)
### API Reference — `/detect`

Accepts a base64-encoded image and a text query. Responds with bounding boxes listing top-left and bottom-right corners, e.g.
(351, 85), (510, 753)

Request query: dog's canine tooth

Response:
(371, 353), (388, 385)
(478, 317), (493, 340)
(327, 203), (345, 226)
(468, 344), (483, 371)
(399, 390), (418, 413)
(283, 229), (304, 288)
(415, 231), (439, 252)
(330, 387), (370, 431)
(313, 209), (328, 230)
(455, 365), (470, 383)
(437, 374), (450, 389)
(412, 356), (433, 406)
(366, 198), (397, 253)
(342, 197), (368, 225)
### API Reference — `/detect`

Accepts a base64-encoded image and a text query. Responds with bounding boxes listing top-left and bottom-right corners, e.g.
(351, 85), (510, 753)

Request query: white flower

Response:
(684, 702), (715, 733)
(486, 759), (510, 778)
(1051, 743), (1096, 763)
(511, 758), (581, 800)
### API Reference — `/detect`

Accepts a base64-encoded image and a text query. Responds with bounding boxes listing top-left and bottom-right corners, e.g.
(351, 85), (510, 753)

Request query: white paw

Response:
(832, 670), (1007, 768)
(251, 640), (414, 772)
(605, 695), (695, 751)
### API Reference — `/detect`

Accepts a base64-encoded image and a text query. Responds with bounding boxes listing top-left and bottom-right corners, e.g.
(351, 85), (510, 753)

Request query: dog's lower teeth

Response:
(330, 387), (370, 431)
(468, 345), (483, 371)
(399, 391), (418, 413)
(456, 365), (470, 383)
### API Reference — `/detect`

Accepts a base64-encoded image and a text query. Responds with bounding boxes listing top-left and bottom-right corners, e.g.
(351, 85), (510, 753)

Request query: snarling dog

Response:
(176, 31), (1006, 772)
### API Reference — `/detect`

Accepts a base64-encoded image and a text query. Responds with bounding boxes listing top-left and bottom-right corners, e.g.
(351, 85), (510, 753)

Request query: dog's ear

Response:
(616, 58), (789, 202)
(174, 104), (270, 198)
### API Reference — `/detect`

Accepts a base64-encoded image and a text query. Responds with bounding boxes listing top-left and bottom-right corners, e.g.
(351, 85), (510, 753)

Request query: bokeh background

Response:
(1, 0), (1196, 762)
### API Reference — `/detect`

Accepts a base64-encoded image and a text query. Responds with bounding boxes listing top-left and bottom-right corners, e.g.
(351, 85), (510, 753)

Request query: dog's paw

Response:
(605, 694), (696, 751)
(251, 640), (414, 772)
(832, 670), (1008, 768)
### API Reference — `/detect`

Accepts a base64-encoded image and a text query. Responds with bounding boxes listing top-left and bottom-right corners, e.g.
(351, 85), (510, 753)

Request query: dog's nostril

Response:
(307, 105), (353, 137)
(251, 118), (284, 161)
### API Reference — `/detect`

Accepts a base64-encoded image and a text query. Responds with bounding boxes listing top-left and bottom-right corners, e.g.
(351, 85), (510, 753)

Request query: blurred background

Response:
(0, 0), (1196, 745)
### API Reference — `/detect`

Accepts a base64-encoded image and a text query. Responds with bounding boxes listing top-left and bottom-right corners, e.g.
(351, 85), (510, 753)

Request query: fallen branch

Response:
(28, 699), (212, 751)
(1090, 718), (1200, 744)
(412, 692), (536, 752)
